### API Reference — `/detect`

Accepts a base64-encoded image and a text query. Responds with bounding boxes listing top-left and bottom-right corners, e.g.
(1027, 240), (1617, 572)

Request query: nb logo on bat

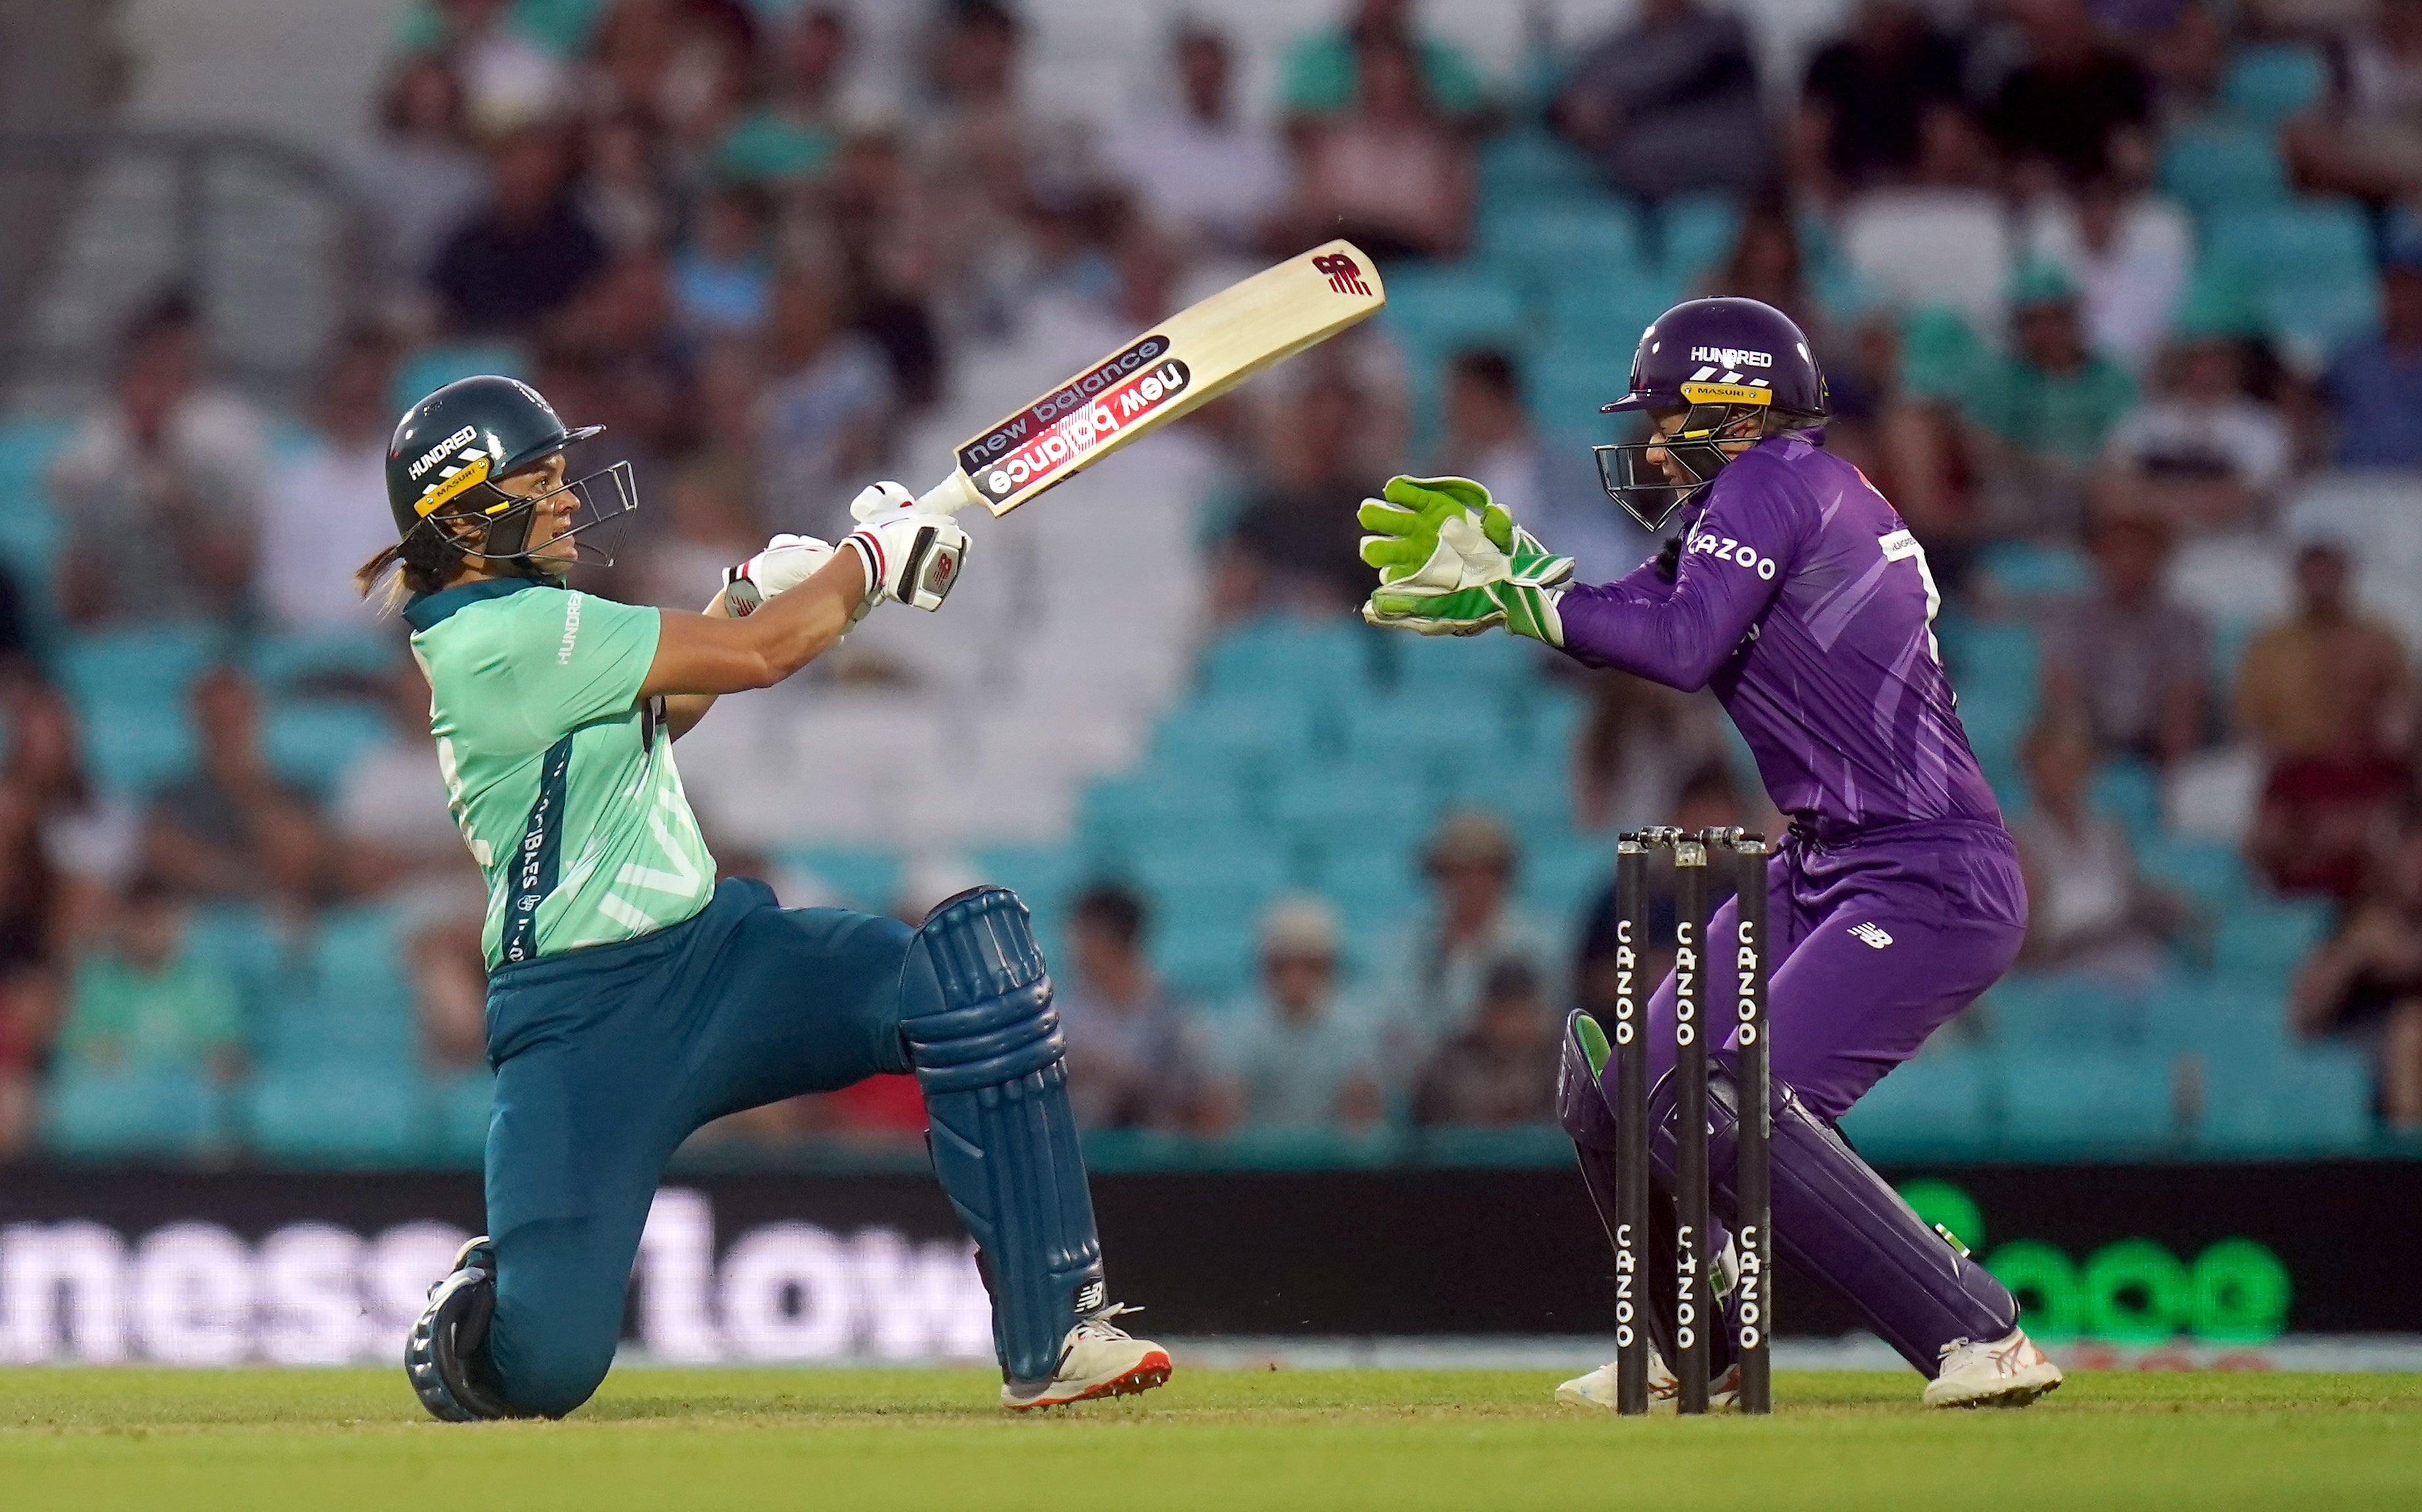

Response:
(1312, 252), (1372, 296)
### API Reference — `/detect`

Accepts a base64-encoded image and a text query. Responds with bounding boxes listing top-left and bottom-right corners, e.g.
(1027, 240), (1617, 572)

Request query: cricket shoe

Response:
(1000, 1304), (1173, 1410)
(406, 1236), (529, 1422)
(1554, 1349), (1741, 1413)
(1922, 1328), (2063, 1409)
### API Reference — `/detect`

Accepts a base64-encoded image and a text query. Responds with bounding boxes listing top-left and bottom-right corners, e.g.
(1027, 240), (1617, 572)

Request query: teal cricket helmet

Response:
(384, 375), (632, 579)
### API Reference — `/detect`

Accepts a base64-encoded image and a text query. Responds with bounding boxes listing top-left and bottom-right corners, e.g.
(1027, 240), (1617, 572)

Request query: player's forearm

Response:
(1554, 574), (1757, 691)
(641, 553), (869, 699)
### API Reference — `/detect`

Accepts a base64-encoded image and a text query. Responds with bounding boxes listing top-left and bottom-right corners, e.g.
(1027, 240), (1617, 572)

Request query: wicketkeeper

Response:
(364, 376), (1169, 1419)
(1360, 298), (2062, 1410)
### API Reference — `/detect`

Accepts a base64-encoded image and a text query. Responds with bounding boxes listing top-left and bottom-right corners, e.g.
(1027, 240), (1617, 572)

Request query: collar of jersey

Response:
(403, 574), (553, 632)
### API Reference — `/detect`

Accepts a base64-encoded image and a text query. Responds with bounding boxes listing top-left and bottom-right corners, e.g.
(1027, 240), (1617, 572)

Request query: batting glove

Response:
(842, 481), (969, 614)
(722, 533), (837, 618)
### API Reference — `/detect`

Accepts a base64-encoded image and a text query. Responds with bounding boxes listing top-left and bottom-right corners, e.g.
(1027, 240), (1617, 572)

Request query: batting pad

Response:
(900, 887), (1106, 1385)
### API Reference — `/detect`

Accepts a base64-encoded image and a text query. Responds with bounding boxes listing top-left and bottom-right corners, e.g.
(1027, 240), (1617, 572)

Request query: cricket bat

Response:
(914, 240), (1386, 518)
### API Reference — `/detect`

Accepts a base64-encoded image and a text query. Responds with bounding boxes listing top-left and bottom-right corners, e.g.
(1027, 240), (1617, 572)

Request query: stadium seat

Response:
(183, 901), (292, 1043)
(1376, 264), (1528, 356)
(41, 1062), (226, 1158)
(1996, 1050), (2180, 1152)
(2143, 980), (2296, 1059)
(2088, 757), (2163, 832)
(2157, 121), (2291, 215)
(2208, 899), (2334, 985)
(263, 699), (389, 795)
(1151, 915), (1260, 1004)
(776, 844), (903, 913)
(425, 1066), (494, 1166)
(2220, 43), (2327, 127)
(1937, 616), (2040, 702)
(260, 907), (416, 1066)
(2134, 834), (2251, 909)
(1476, 129), (1603, 212)
(2194, 1045), (2374, 1153)
(1197, 617), (1375, 709)
(1521, 339), (1633, 439)
(56, 623), (225, 795)
(0, 418), (70, 602)
(1149, 694), (1316, 781)
(2205, 202), (2381, 360)
(1975, 540), (2091, 601)
(248, 626), (397, 692)
(1658, 192), (1744, 284)
(246, 1063), (426, 1165)
(1838, 1050), (1996, 1156)
(1986, 973), (2144, 1050)
(1478, 203), (1651, 294)
(1543, 270), (1684, 350)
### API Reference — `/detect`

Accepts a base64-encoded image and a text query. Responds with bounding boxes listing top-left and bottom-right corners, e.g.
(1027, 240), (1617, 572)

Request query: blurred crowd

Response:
(7, 0), (2422, 1158)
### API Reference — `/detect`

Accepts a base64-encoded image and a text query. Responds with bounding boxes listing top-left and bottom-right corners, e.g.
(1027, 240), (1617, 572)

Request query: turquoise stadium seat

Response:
(1518, 837), (1613, 926)
(2088, 757), (2163, 832)
(1975, 539), (2091, 600)
(971, 843), (1085, 914)
(247, 1064), (426, 1165)
(1480, 204), (1650, 295)
(1197, 618), (1375, 708)
(183, 902), (292, 1044)
(1476, 129), (1602, 211)
(1658, 192), (1744, 284)
(1839, 1051), (1996, 1156)
(1151, 915), (1259, 1003)
(263, 699), (389, 794)
(42, 1062), (225, 1157)
(2195, 1045), (2373, 1153)
(778, 844), (902, 911)
(1522, 339), (1632, 439)
(2134, 834), (2250, 908)
(1277, 766), (1430, 848)
(1987, 973), (2144, 1049)
(1078, 770), (1246, 863)
(1939, 616), (2040, 701)
(1149, 694), (1315, 777)
(2158, 121), (2291, 215)
(248, 626), (397, 692)
(426, 1066), (494, 1165)
(1384, 624), (1543, 694)
(56, 623), (225, 795)
(261, 908), (416, 1065)
(2220, 43), (2327, 127)
(1342, 694), (1509, 793)
(0, 420), (70, 614)
(1543, 270), (1684, 349)
(1996, 1050), (2178, 1151)
(2209, 899), (2333, 986)
(2206, 202), (2381, 355)
(1376, 265), (1528, 356)
(2144, 980), (2295, 1058)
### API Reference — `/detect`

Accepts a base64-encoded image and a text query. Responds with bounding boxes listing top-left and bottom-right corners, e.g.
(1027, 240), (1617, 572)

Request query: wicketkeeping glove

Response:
(1361, 496), (1575, 646)
(1359, 475), (1499, 589)
(722, 533), (837, 618)
(841, 481), (969, 613)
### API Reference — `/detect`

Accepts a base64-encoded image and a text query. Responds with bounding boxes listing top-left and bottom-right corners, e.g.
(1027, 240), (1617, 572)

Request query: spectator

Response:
(1963, 261), (2138, 532)
(1280, 32), (1473, 261)
(361, 54), (488, 295)
(1201, 897), (1382, 1134)
(332, 659), (472, 899)
(1411, 960), (1558, 1127)
(753, 267), (893, 540)
(51, 292), (264, 629)
(0, 766), (60, 1158)
(1279, 0), (1489, 127)
(2021, 175), (2191, 375)
(1055, 884), (1205, 1131)
(2107, 316), (2292, 533)
(716, 5), (848, 186)
(2009, 710), (2191, 989)
(1105, 24), (1289, 254)
(1573, 678), (1734, 833)
(671, 181), (774, 337)
(143, 668), (327, 911)
(51, 875), (243, 1084)
(1575, 760), (1746, 1020)
(7, 681), (136, 947)
(576, 113), (674, 258)
(1384, 811), (1564, 1075)
(1555, 0), (1768, 202)
(2290, 826), (2422, 1131)
(2318, 242), (2422, 469)
(1794, 0), (1968, 197)
(1983, 0), (2151, 188)
(1220, 370), (1392, 618)
(2283, 0), (2422, 209)
(258, 329), (401, 630)
(430, 125), (609, 337)
(2242, 540), (2413, 902)
(2038, 506), (2209, 767)
(414, 0), (567, 135)
(406, 890), (489, 1073)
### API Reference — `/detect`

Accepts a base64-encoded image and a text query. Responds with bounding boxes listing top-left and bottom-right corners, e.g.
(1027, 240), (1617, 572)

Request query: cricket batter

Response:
(1360, 298), (2061, 1409)
(364, 376), (1169, 1419)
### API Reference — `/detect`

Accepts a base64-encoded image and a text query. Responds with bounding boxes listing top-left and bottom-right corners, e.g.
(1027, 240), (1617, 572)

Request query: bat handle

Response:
(915, 472), (981, 517)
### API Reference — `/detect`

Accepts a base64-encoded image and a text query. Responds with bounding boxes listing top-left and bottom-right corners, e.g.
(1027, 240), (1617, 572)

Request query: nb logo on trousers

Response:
(1850, 922), (1894, 949)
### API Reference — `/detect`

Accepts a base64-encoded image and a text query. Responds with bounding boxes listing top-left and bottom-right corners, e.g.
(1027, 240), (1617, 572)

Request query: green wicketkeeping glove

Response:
(1358, 475), (1499, 588)
(1361, 488), (1575, 644)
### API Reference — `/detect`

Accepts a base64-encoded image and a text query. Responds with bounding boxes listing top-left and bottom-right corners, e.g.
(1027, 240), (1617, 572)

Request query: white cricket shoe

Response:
(1000, 1305), (1173, 1411)
(1923, 1328), (2063, 1408)
(1555, 1349), (1740, 1413)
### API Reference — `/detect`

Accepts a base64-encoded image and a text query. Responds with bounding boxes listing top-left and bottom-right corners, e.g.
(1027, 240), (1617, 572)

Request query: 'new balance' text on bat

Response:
(914, 241), (1386, 517)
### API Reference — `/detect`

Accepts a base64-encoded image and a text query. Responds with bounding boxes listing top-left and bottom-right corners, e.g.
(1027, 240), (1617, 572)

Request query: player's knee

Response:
(490, 1324), (616, 1419)
(900, 886), (1061, 1094)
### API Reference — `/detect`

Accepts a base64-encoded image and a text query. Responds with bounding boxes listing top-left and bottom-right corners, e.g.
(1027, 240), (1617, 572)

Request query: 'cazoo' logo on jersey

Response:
(1690, 346), (1773, 368)
(1688, 530), (1778, 580)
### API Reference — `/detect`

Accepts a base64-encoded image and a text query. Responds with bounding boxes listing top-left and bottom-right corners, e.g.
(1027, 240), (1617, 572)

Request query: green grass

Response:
(3, 1367), (2419, 1511)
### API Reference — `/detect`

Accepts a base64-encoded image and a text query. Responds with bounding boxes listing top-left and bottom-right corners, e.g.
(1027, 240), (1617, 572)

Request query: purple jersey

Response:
(1556, 436), (2002, 837)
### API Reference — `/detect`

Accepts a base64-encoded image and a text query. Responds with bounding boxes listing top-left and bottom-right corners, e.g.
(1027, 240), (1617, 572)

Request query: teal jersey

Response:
(404, 577), (716, 968)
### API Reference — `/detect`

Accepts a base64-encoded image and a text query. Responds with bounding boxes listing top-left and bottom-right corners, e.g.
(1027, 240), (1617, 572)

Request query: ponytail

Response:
(355, 518), (473, 615)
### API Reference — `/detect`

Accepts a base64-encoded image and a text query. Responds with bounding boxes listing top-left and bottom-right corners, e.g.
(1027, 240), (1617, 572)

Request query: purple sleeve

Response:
(1555, 470), (1805, 691)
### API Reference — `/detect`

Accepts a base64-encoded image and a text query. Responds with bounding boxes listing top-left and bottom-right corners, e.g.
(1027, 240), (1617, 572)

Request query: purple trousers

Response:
(1639, 819), (2028, 1121)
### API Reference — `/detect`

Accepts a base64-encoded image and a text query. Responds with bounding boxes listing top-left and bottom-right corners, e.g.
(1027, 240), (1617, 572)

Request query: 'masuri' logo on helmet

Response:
(407, 425), (478, 480)
(1690, 346), (1773, 368)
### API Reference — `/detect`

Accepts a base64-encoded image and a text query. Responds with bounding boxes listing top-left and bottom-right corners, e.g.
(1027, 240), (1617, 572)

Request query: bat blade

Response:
(917, 240), (1385, 517)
